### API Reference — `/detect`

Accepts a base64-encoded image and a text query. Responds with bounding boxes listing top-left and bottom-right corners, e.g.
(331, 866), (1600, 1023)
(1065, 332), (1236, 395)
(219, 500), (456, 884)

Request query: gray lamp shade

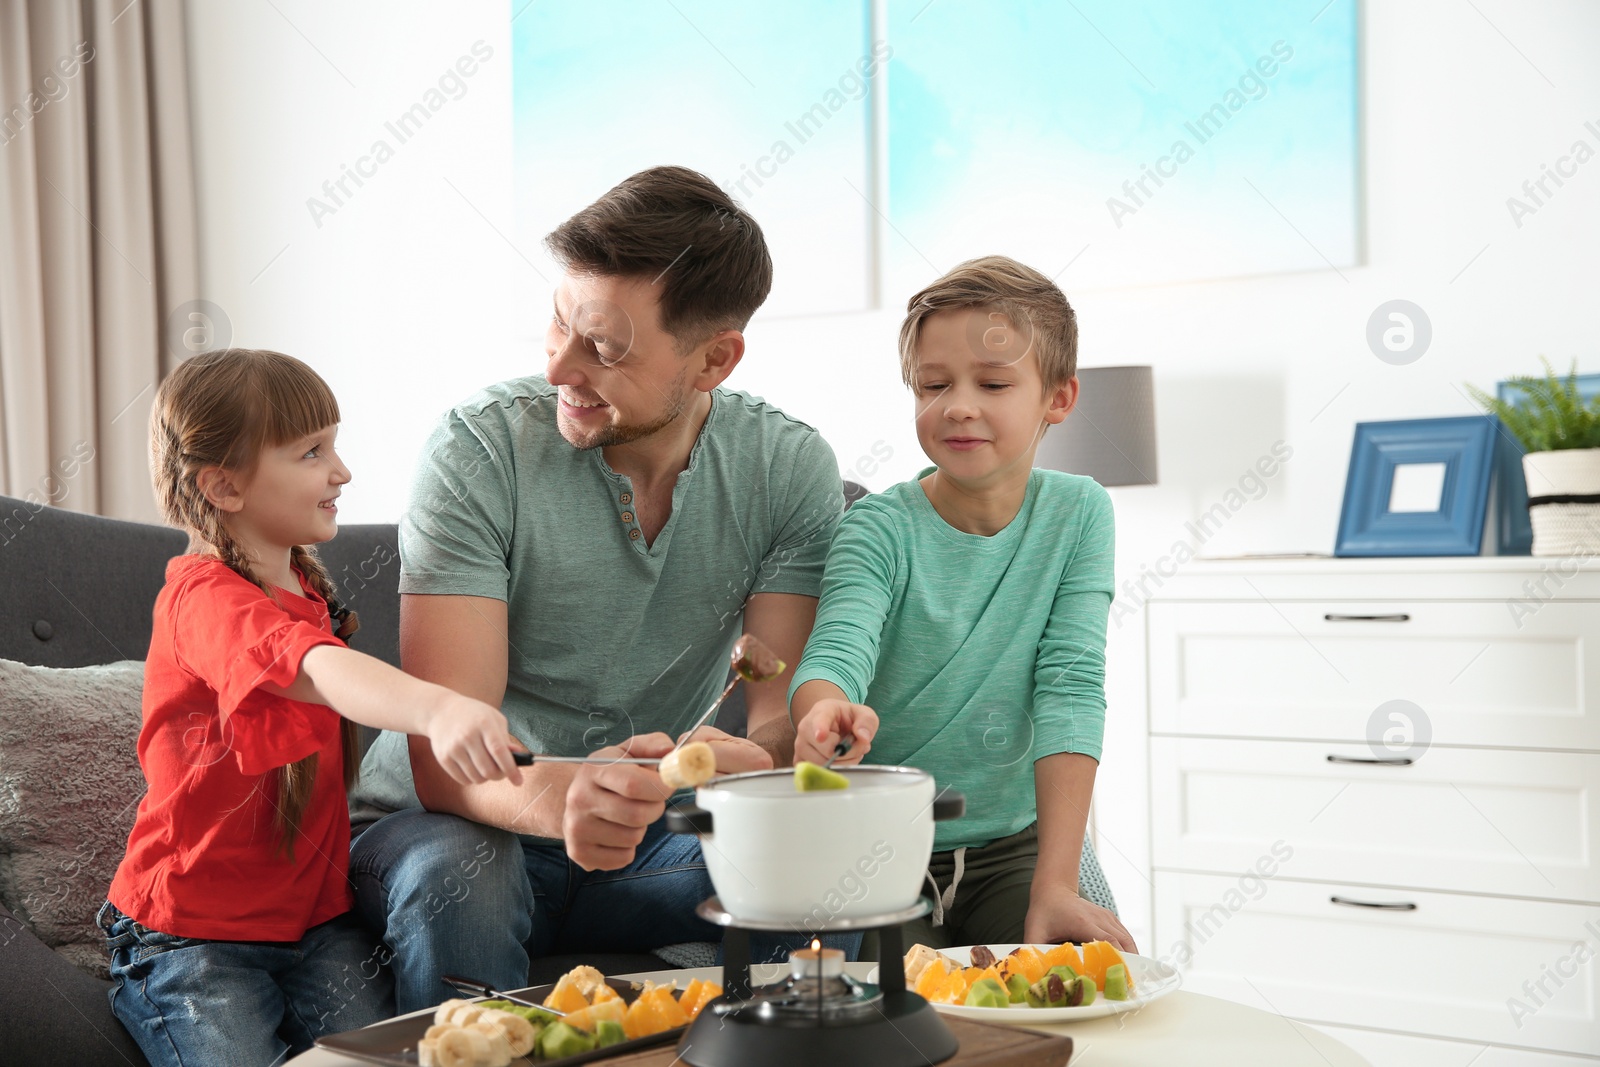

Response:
(1035, 365), (1158, 487)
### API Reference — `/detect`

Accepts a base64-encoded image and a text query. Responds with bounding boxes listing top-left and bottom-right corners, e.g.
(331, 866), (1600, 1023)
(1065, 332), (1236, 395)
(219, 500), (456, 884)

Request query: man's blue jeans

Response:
(349, 808), (860, 1013)
(99, 901), (391, 1067)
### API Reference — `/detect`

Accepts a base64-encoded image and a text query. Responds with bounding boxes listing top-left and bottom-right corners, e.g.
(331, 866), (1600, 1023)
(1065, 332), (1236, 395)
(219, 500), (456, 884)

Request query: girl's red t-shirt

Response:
(109, 555), (353, 941)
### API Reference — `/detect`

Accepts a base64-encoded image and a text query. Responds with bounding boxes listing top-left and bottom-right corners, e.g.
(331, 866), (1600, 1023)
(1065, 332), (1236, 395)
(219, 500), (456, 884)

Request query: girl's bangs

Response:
(253, 358), (341, 447)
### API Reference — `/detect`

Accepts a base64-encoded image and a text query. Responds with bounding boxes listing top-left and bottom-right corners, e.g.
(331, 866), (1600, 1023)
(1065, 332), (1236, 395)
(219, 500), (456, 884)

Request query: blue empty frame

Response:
(1335, 416), (1498, 557)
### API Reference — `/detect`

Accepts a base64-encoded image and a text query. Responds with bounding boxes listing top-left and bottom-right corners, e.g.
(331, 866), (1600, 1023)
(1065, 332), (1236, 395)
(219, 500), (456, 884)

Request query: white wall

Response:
(184, 0), (1600, 952)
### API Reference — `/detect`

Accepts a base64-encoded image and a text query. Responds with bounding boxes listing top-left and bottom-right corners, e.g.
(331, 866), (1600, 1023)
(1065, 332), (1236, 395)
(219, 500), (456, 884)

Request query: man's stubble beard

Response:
(556, 369), (694, 451)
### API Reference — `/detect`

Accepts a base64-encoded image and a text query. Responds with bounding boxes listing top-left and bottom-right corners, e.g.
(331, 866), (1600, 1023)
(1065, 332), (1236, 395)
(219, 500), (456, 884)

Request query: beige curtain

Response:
(0, 0), (199, 521)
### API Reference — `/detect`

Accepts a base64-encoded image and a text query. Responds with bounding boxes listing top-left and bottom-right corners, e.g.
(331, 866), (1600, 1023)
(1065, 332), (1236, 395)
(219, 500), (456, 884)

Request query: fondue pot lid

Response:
(701, 765), (930, 798)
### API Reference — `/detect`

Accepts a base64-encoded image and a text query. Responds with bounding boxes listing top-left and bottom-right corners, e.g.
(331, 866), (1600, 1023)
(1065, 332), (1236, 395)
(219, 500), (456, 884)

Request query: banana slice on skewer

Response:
(658, 740), (716, 789)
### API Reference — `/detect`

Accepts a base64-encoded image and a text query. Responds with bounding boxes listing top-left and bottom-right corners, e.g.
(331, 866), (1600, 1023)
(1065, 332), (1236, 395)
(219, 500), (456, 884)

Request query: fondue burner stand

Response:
(675, 896), (958, 1067)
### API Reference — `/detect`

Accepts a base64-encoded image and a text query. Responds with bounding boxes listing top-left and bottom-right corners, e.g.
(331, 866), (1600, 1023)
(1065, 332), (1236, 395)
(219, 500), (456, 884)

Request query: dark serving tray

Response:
(314, 978), (685, 1066)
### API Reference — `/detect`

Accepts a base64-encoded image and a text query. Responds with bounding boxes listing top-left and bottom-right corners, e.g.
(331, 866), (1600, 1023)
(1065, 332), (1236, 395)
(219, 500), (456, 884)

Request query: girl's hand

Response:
(423, 693), (524, 786)
(675, 725), (772, 775)
(1024, 882), (1137, 953)
(793, 699), (878, 766)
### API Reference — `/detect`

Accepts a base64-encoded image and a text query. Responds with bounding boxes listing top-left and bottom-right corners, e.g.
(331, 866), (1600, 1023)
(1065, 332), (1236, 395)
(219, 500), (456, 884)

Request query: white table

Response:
(289, 964), (1368, 1067)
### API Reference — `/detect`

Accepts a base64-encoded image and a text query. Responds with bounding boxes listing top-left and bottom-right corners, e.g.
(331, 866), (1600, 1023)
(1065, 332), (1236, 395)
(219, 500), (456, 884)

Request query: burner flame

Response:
(810, 939), (821, 952)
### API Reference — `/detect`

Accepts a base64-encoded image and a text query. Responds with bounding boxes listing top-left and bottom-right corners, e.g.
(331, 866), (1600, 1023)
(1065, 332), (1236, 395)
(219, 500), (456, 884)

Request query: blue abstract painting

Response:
(886, 1), (1360, 290)
(512, 2), (1360, 313)
(512, 1), (879, 318)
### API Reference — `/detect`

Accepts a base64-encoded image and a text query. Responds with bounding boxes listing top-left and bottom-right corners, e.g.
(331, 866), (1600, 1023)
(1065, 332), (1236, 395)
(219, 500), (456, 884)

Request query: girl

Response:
(100, 349), (523, 1067)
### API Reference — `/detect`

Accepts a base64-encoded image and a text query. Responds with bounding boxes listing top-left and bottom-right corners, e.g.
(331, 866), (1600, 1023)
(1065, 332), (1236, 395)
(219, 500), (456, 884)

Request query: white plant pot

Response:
(1522, 448), (1600, 557)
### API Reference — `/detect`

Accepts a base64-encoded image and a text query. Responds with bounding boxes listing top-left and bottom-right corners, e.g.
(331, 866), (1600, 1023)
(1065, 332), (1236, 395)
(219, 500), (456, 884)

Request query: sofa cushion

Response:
(0, 658), (145, 978)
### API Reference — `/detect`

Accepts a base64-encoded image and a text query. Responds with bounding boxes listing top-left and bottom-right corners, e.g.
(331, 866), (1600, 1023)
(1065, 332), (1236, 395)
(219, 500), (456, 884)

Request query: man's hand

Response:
(678, 724), (772, 775)
(563, 733), (677, 871)
(1024, 881), (1137, 953)
(793, 698), (878, 766)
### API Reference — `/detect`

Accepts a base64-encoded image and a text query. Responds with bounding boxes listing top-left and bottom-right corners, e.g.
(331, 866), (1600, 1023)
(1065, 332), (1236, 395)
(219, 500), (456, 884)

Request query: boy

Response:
(788, 255), (1134, 951)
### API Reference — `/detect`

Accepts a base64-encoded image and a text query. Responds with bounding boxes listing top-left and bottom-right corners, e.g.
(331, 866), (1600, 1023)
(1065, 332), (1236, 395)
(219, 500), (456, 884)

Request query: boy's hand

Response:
(1024, 882), (1137, 953)
(423, 693), (524, 787)
(793, 699), (878, 766)
(676, 724), (772, 775)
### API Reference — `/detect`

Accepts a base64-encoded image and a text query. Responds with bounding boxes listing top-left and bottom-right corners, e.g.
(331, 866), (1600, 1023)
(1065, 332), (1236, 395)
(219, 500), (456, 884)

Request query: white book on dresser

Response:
(1146, 558), (1600, 1065)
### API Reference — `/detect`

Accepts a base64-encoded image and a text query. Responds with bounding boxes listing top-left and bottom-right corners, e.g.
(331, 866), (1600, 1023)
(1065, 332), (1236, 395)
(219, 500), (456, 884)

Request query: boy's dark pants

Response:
(865, 823), (1110, 957)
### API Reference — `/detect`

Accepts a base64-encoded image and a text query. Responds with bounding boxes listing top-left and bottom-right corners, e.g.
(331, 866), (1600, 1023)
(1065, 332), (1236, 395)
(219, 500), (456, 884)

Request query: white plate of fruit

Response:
(899, 941), (1180, 1023)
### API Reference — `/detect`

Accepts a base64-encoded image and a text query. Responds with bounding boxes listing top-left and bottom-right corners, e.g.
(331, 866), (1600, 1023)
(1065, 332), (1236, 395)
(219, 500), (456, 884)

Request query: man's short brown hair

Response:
(897, 255), (1078, 391)
(545, 165), (773, 344)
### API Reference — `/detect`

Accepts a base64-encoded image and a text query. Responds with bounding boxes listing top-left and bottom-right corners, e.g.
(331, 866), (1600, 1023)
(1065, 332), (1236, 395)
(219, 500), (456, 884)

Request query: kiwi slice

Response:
(963, 977), (1009, 1009)
(794, 761), (850, 791)
(1103, 963), (1129, 1001)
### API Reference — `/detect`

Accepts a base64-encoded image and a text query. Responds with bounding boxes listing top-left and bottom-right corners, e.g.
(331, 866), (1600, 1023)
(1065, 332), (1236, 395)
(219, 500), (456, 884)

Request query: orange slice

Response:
(543, 976), (590, 1015)
(1040, 942), (1084, 978)
(914, 958), (952, 1000)
(1079, 940), (1130, 990)
(680, 980), (722, 1020)
(999, 945), (1047, 986)
(563, 997), (624, 1034)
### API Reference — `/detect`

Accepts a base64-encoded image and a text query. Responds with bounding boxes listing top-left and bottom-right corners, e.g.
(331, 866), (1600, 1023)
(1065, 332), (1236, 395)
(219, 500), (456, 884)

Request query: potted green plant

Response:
(1466, 358), (1600, 556)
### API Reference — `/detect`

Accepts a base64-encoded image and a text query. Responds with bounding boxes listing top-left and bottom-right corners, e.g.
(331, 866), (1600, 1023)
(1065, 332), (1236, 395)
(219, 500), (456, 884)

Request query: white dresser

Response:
(1145, 558), (1600, 1065)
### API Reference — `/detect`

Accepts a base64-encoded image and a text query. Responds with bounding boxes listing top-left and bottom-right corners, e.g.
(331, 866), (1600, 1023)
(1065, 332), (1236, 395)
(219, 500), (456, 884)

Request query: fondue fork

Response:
(666, 633), (788, 758)
(440, 974), (565, 1016)
(511, 752), (662, 767)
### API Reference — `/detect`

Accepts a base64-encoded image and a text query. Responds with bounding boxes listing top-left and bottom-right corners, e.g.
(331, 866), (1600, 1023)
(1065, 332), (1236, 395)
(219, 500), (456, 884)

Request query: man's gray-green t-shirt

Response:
(349, 375), (842, 827)
(787, 468), (1113, 851)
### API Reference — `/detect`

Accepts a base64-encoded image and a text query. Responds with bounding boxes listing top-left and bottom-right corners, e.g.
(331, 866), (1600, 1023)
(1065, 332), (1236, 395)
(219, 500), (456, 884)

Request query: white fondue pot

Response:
(665, 766), (965, 925)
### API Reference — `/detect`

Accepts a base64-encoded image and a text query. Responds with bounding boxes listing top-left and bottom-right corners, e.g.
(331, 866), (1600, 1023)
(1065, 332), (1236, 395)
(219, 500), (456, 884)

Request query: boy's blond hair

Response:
(897, 255), (1078, 392)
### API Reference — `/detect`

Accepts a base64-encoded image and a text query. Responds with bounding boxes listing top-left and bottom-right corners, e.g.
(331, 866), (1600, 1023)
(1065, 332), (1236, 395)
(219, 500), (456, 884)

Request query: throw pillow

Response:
(0, 658), (145, 978)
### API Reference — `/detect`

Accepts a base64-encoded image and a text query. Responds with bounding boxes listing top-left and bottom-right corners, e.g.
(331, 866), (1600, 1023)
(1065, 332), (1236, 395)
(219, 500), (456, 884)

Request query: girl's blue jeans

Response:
(98, 901), (392, 1067)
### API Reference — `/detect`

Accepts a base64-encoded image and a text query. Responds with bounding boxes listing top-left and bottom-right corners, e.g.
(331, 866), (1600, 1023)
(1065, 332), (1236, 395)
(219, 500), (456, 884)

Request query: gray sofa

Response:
(0, 494), (704, 1066)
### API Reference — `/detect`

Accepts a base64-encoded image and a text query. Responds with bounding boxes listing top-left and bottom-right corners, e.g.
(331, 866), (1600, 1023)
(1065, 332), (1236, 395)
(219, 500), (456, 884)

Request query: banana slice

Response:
(479, 1009), (537, 1058)
(417, 1028), (474, 1067)
(446, 1003), (485, 1028)
(472, 1021), (513, 1066)
(659, 741), (716, 789)
(903, 943), (942, 986)
(457, 1025), (492, 1065)
(432, 999), (470, 1028)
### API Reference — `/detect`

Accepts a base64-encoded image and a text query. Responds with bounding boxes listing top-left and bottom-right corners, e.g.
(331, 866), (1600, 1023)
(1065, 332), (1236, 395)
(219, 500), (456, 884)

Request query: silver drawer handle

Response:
(1323, 613), (1411, 622)
(1326, 754), (1414, 766)
(1331, 895), (1417, 911)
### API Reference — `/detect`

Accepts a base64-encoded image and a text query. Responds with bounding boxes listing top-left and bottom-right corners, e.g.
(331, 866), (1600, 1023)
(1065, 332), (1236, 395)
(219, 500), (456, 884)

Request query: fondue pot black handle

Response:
(932, 789), (965, 821)
(666, 804), (713, 835)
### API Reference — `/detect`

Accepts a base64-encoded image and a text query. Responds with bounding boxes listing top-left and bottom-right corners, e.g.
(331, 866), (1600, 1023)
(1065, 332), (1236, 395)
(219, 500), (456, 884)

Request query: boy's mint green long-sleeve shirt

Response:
(788, 467), (1114, 851)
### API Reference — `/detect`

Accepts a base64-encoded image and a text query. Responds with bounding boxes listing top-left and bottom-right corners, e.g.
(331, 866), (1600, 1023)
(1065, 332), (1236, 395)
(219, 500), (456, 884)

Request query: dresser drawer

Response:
(1148, 601), (1600, 750)
(1151, 737), (1600, 901)
(1153, 872), (1600, 1055)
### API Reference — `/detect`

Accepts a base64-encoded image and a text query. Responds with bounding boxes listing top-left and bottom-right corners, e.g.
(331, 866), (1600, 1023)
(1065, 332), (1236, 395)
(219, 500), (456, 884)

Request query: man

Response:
(347, 166), (845, 1012)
